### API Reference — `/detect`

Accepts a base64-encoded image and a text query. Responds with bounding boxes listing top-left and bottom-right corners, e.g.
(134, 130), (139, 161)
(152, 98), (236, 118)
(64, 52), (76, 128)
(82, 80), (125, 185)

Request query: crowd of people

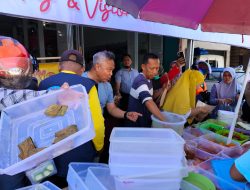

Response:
(0, 36), (250, 189)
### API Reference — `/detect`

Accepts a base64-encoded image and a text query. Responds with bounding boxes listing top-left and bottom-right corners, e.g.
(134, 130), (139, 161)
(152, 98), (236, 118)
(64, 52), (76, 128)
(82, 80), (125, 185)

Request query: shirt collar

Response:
(61, 70), (76, 74)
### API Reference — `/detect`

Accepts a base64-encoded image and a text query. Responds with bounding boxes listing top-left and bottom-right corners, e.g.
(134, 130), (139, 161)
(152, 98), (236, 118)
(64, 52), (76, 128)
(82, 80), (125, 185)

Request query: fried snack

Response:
(57, 105), (68, 116)
(45, 104), (61, 117)
(53, 125), (78, 144)
(45, 104), (68, 117)
(28, 147), (46, 157)
(18, 137), (36, 159)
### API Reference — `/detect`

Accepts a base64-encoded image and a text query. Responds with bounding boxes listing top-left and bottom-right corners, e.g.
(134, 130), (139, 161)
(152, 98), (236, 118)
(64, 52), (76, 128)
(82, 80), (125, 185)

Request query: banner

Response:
(0, 0), (249, 48)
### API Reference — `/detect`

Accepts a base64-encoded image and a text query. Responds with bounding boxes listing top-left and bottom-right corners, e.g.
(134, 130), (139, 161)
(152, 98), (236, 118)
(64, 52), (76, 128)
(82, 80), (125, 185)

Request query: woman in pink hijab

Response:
(210, 67), (241, 111)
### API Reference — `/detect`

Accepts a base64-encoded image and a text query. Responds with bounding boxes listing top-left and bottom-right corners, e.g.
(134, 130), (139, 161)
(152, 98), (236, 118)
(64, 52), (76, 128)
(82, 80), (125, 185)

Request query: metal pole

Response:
(66, 24), (73, 50)
(186, 39), (194, 69)
(227, 59), (250, 144)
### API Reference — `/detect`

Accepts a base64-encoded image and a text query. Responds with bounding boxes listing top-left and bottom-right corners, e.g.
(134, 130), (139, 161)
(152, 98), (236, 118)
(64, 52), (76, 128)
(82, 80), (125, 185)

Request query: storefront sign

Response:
(0, 0), (250, 47)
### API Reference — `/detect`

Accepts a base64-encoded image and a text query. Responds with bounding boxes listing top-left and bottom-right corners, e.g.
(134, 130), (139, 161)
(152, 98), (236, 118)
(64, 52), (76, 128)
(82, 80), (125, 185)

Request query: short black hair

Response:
(143, 53), (159, 64)
(122, 53), (132, 60)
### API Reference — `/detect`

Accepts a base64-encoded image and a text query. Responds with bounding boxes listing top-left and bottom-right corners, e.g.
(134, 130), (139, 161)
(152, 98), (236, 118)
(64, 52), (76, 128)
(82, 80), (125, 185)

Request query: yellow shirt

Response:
(61, 70), (105, 151)
(88, 86), (105, 151)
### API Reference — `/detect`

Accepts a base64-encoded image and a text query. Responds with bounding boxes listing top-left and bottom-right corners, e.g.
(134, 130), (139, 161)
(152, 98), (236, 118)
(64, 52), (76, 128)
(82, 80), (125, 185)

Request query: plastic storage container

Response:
(219, 146), (245, 158)
(198, 122), (224, 133)
(85, 167), (115, 190)
(151, 112), (186, 135)
(114, 176), (182, 190)
(109, 127), (185, 155)
(180, 180), (201, 190)
(216, 129), (249, 144)
(67, 162), (108, 190)
(26, 160), (57, 184)
(109, 152), (183, 166)
(182, 127), (209, 140)
(16, 181), (60, 190)
(200, 133), (240, 149)
(109, 160), (188, 178)
(217, 110), (235, 125)
(0, 85), (95, 175)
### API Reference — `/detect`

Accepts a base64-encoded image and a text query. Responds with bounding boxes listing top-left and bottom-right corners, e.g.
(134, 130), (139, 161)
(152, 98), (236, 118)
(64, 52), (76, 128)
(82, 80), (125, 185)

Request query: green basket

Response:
(199, 122), (225, 133)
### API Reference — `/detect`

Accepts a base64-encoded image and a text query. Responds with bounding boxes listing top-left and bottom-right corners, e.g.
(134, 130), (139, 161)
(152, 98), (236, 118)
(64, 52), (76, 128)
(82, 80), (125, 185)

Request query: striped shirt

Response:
(127, 73), (153, 127)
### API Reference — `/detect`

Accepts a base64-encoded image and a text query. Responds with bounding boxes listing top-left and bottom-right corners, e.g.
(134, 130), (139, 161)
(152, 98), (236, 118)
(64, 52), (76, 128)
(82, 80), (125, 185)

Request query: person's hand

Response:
(218, 99), (225, 104)
(114, 94), (122, 105)
(126, 112), (142, 122)
(61, 82), (69, 89)
(224, 98), (233, 104)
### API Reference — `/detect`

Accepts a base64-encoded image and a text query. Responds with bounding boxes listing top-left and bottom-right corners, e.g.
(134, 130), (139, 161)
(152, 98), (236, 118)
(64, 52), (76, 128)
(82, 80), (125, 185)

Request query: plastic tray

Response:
(67, 162), (108, 190)
(200, 133), (240, 149)
(198, 122), (224, 133)
(16, 181), (60, 190)
(197, 158), (246, 190)
(219, 146), (245, 158)
(216, 129), (249, 144)
(0, 85), (95, 175)
(109, 128), (185, 155)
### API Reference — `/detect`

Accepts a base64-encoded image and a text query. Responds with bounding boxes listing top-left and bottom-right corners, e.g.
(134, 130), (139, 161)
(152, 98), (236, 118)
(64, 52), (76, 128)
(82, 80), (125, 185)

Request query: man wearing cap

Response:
(38, 50), (104, 187)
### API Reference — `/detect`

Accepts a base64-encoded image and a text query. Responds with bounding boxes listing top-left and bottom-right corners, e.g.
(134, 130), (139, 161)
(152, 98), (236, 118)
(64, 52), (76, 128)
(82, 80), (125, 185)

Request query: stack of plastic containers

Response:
(16, 181), (61, 190)
(109, 127), (188, 190)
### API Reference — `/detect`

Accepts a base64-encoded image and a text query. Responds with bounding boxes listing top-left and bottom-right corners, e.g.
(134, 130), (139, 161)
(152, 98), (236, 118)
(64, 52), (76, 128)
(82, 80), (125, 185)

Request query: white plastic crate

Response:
(0, 85), (95, 175)
(67, 162), (108, 190)
(109, 128), (185, 155)
(16, 181), (60, 190)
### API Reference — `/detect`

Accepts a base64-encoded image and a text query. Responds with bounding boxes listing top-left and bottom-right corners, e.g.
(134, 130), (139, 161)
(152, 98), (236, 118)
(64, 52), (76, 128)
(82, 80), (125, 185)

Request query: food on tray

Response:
(218, 130), (248, 142)
(31, 162), (55, 183)
(197, 145), (219, 154)
(18, 137), (36, 159)
(206, 138), (236, 147)
(45, 104), (68, 117)
(18, 137), (46, 160)
(53, 125), (78, 144)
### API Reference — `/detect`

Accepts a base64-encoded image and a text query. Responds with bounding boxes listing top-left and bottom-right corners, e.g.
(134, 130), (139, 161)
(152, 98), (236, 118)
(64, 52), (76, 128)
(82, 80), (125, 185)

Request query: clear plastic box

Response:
(16, 181), (60, 190)
(0, 85), (95, 175)
(219, 146), (244, 158)
(109, 152), (184, 166)
(26, 160), (57, 184)
(114, 176), (182, 190)
(66, 162), (108, 190)
(85, 167), (116, 190)
(196, 164), (244, 190)
(180, 180), (201, 190)
(109, 159), (188, 179)
(200, 133), (240, 149)
(151, 112), (186, 135)
(109, 128), (185, 155)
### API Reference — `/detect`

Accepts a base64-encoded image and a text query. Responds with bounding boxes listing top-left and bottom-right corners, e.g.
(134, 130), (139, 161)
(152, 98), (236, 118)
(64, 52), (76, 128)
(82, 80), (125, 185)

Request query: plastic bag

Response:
(57, 88), (86, 109)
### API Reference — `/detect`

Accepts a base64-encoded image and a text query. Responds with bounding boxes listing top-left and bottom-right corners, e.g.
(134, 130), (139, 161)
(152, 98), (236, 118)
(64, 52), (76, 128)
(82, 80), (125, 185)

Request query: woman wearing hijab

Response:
(210, 67), (241, 111)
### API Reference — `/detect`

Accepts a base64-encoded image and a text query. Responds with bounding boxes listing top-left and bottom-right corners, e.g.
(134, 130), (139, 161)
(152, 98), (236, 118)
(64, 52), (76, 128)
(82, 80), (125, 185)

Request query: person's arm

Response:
(230, 164), (246, 182)
(209, 84), (219, 105)
(145, 99), (165, 121)
(106, 103), (142, 122)
(115, 71), (122, 95)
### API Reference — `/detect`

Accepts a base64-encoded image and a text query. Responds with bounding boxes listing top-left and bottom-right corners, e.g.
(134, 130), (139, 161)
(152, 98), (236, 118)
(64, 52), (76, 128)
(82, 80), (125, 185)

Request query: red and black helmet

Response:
(0, 36), (33, 88)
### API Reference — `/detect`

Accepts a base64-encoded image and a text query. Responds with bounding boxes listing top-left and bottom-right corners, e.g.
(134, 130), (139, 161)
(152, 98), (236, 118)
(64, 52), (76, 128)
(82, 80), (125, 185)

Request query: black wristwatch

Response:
(124, 111), (128, 119)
